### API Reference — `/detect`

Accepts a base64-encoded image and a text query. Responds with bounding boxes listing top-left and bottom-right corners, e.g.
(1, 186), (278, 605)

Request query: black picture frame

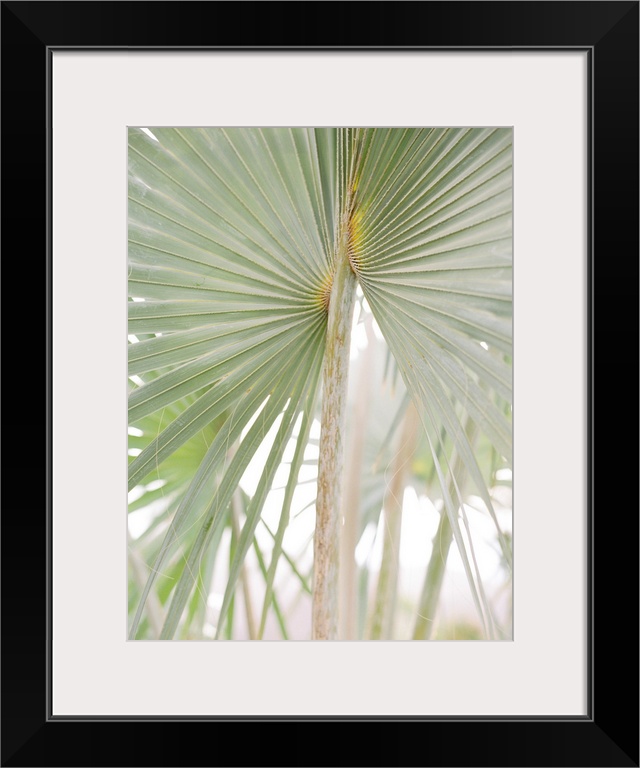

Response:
(2, 2), (638, 766)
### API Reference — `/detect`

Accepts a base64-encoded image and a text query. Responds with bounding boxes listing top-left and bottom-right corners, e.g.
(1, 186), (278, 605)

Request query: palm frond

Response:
(351, 127), (512, 635)
(128, 127), (335, 638)
(128, 126), (513, 639)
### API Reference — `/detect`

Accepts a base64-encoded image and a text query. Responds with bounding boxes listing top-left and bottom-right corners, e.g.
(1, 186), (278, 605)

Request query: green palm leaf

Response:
(351, 127), (512, 634)
(128, 127), (334, 638)
(128, 126), (512, 640)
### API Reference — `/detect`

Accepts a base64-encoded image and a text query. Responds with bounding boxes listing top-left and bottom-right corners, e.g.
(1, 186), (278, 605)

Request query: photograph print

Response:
(127, 127), (513, 641)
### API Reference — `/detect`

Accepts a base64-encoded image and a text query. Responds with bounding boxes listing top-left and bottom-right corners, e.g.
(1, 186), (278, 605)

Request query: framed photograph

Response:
(2, 2), (637, 766)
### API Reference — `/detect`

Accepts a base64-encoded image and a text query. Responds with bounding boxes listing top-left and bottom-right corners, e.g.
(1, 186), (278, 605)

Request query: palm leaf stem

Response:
(313, 202), (358, 640)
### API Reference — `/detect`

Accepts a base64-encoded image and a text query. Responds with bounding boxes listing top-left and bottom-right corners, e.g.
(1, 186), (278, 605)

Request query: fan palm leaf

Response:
(128, 126), (512, 640)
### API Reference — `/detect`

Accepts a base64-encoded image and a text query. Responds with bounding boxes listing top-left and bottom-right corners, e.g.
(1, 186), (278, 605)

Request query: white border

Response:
(52, 51), (587, 716)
